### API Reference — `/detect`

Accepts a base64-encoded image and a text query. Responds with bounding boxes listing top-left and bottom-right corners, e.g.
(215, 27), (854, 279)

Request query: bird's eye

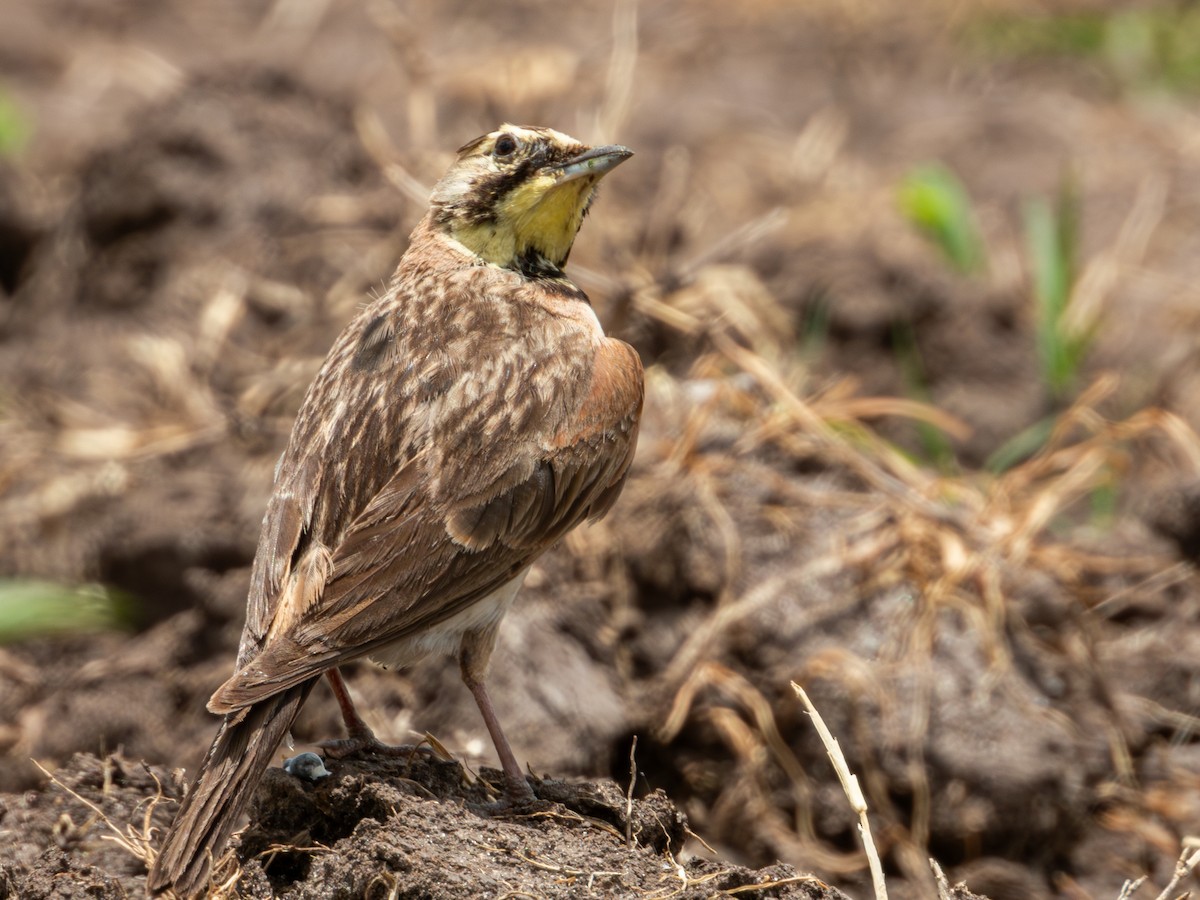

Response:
(493, 134), (518, 158)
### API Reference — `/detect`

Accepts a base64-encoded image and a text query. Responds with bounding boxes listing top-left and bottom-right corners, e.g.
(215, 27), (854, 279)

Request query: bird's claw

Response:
(317, 730), (437, 761)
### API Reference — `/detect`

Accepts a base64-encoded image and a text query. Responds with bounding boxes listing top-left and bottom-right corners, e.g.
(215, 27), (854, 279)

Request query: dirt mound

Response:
(0, 752), (859, 899)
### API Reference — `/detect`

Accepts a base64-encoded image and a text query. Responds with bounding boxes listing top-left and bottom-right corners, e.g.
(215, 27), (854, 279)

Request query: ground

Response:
(2, 1), (1200, 898)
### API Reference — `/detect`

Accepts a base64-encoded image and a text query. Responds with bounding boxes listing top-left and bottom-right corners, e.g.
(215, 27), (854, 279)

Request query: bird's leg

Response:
(325, 667), (374, 739)
(318, 667), (432, 760)
(460, 627), (535, 803)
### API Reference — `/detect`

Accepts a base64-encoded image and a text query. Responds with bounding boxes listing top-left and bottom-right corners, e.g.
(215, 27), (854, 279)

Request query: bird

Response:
(148, 124), (642, 898)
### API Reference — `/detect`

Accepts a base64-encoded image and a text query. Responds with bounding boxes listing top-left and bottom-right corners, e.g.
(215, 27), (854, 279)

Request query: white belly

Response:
(367, 569), (529, 670)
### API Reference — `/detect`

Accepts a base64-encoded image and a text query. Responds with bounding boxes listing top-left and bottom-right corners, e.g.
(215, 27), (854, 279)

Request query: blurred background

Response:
(2, 0), (1200, 897)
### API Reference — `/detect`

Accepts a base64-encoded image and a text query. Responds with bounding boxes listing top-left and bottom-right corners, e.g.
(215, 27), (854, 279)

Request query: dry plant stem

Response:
(657, 541), (887, 698)
(29, 759), (255, 896)
(354, 107), (431, 207)
(258, 0), (332, 42)
(33, 759), (157, 865)
(1152, 845), (1200, 900)
(625, 735), (637, 848)
(721, 875), (826, 894)
(791, 682), (888, 900)
(594, 0), (638, 140)
(670, 662), (813, 809)
(930, 859), (953, 900)
(678, 208), (789, 279)
(711, 329), (961, 527)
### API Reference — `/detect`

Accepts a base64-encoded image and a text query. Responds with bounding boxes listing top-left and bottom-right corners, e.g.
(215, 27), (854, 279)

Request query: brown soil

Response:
(3, 752), (858, 899)
(3, 1), (1200, 898)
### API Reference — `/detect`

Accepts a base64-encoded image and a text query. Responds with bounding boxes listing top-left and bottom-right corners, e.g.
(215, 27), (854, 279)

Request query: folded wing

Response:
(209, 338), (642, 712)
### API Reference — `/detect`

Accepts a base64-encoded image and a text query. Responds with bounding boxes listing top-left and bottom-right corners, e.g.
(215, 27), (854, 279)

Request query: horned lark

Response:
(149, 125), (641, 898)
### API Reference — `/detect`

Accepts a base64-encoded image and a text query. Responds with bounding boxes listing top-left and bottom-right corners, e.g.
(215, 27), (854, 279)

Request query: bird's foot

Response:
(502, 774), (537, 805)
(317, 727), (438, 761)
(470, 772), (538, 813)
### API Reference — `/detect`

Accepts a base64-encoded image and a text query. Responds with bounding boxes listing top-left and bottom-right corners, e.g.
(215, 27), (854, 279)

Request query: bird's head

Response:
(429, 124), (633, 277)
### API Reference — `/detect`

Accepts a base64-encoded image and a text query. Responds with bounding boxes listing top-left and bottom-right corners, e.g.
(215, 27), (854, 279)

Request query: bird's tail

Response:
(148, 681), (315, 898)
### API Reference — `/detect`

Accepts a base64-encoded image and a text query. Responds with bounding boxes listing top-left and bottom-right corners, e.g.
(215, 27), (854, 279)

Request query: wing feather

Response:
(211, 333), (642, 713)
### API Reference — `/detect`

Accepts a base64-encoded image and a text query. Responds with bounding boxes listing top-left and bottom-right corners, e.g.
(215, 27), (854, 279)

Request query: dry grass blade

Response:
(711, 329), (960, 523)
(657, 531), (893, 699)
(1117, 876), (1149, 899)
(626, 734), (638, 848)
(679, 208), (789, 279)
(1070, 174), (1167, 337)
(258, 0), (331, 40)
(720, 874), (827, 894)
(661, 660), (882, 873)
(355, 107), (432, 208)
(930, 859), (954, 900)
(255, 841), (334, 869)
(32, 759), (247, 899)
(1150, 843), (1200, 900)
(593, 0), (638, 140)
(648, 319), (1200, 895)
(830, 396), (972, 441)
(33, 759), (159, 865)
(791, 682), (888, 900)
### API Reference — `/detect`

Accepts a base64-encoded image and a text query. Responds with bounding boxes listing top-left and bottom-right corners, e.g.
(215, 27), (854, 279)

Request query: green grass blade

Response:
(0, 580), (136, 644)
(985, 415), (1057, 473)
(898, 163), (986, 275)
(1025, 187), (1081, 404)
(0, 89), (30, 157)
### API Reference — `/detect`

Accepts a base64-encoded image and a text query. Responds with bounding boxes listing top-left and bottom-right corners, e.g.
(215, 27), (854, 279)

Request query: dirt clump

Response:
(0, 752), (848, 900)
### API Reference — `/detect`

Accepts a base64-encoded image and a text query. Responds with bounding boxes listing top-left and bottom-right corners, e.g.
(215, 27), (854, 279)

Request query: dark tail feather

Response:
(148, 681), (315, 897)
